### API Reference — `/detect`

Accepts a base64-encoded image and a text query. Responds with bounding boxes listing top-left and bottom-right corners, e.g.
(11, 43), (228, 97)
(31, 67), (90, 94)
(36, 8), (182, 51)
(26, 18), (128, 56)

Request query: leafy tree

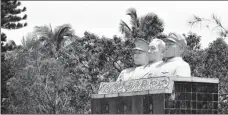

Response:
(183, 32), (201, 50)
(1, 1), (27, 107)
(1, 0), (27, 29)
(119, 8), (164, 42)
(188, 14), (228, 113)
(3, 25), (136, 114)
(1, 40), (17, 110)
(1, 33), (7, 52)
(182, 32), (205, 78)
(4, 40), (17, 51)
(184, 37), (228, 114)
(1, 0), (27, 49)
(182, 32), (203, 77)
(2, 24), (76, 114)
(202, 38), (228, 114)
(1, 39), (21, 113)
(22, 24), (74, 56)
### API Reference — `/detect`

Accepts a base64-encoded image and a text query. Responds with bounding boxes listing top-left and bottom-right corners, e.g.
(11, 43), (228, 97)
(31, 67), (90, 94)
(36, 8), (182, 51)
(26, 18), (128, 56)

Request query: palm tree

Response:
(15, 24), (77, 114)
(22, 24), (75, 57)
(119, 8), (164, 42)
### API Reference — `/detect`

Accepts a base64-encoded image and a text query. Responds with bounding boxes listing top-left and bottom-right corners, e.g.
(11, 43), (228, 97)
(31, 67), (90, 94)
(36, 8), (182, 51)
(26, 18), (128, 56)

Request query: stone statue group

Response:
(116, 32), (191, 82)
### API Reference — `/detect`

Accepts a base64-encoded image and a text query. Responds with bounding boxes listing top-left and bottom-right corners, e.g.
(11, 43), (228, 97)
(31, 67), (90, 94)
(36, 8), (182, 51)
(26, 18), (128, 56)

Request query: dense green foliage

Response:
(1, 24), (137, 113)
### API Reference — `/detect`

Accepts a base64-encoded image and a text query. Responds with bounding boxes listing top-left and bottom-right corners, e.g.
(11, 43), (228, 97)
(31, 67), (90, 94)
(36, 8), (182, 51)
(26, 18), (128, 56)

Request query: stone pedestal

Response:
(91, 76), (219, 114)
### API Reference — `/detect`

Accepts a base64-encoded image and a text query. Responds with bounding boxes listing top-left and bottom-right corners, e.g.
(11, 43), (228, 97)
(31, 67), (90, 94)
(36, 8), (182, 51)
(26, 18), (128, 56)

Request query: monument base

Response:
(91, 77), (219, 114)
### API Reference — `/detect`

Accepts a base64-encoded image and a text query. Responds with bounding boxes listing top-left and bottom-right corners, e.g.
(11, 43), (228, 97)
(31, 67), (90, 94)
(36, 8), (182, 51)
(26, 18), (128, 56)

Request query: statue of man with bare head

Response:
(148, 38), (166, 63)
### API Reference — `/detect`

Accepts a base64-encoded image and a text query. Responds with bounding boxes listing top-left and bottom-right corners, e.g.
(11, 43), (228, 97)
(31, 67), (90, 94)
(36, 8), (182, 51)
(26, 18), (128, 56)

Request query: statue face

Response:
(163, 41), (181, 58)
(148, 44), (159, 62)
(133, 50), (149, 65)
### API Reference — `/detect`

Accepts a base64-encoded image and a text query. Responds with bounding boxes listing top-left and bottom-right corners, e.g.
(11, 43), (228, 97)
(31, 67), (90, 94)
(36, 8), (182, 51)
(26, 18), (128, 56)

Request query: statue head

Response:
(132, 38), (149, 66)
(148, 38), (166, 63)
(163, 32), (187, 58)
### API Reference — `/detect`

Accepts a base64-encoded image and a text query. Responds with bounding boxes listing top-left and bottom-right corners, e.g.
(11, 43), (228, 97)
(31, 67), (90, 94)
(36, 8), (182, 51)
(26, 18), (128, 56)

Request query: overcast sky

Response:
(2, 1), (228, 48)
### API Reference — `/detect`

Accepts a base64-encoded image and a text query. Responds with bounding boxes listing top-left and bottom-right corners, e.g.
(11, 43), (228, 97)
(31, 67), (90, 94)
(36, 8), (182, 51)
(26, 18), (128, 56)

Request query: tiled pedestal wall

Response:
(91, 81), (218, 114)
(164, 82), (218, 114)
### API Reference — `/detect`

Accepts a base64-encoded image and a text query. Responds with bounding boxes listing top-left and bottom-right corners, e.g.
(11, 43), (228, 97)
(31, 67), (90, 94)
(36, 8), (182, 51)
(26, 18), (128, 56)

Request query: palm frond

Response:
(119, 20), (132, 39)
(33, 25), (53, 40)
(139, 13), (164, 39)
(120, 8), (164, 40)
(126, 8), (137, 18)
(53, 24), (73, 51)
(212, 14), (228, 37)
(188, 15), (203, 27)
(140, 13), (155, 31)
(126, 8), (139, 28)
(22, 32), (39, 49)
(212, 14), (222, 27)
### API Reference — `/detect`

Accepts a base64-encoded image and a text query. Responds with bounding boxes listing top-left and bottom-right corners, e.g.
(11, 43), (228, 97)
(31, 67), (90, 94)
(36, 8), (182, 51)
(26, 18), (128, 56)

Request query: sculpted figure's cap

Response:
(165, 32), (187, 48)
(133, 38), (149, 52)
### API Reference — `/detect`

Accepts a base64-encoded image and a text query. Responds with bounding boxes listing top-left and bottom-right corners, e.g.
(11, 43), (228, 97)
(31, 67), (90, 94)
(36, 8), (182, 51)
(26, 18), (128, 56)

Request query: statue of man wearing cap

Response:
(155, 32), (191, 77)
(116, 38), (150, 81)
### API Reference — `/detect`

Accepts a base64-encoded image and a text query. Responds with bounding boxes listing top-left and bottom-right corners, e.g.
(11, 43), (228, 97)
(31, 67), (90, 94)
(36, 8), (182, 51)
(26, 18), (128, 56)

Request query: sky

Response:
(2, 1), (228, 49)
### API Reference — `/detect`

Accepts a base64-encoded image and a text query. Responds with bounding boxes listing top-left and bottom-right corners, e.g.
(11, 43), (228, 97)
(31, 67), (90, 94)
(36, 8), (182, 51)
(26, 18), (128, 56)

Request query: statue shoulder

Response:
(154, 61), (163, 65)
(149, 61), (164, 68)
(117, 67), (135, 82)
(179, 59), (191, 67)
(122, 67), (136, 73)
(175, 60), (191, 77)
